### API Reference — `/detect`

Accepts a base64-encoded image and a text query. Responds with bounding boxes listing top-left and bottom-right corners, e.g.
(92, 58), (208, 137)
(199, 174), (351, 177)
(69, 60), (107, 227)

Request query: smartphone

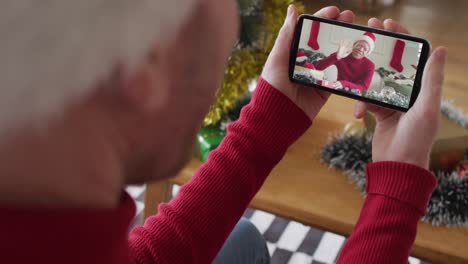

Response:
(289, 14), (431, 111)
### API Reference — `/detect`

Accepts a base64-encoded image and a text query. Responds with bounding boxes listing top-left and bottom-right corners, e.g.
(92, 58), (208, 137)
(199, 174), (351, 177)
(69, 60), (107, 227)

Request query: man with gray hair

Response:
(0, 1), (446, 264)
(312, 32), (377, 94)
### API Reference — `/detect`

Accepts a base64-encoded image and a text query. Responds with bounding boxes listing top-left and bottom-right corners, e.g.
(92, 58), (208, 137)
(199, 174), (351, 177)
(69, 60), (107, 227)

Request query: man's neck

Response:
(0, 107), (124, 208)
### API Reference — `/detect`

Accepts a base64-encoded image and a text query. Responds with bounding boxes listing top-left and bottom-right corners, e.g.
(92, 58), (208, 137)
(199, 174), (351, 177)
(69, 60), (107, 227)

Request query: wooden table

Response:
(144, 95), (468, 264)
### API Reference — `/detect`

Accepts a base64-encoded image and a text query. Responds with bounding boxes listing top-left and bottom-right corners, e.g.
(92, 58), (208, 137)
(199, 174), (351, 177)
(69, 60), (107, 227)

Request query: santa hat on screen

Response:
(356, 32), (376, 53)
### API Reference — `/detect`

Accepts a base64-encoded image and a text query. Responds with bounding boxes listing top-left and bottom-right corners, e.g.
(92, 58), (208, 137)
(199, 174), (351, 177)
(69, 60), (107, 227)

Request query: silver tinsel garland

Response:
(321, 101), (468, 226)
(441, 100), (468, 130)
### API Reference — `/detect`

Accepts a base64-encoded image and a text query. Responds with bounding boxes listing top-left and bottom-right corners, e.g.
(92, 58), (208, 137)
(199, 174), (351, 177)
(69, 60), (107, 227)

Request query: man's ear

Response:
(120, 51), (169, 113)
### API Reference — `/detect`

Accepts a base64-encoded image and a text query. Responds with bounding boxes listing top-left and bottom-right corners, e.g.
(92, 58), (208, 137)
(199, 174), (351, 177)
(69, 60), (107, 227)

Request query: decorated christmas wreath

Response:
(322, 101), (468, 226)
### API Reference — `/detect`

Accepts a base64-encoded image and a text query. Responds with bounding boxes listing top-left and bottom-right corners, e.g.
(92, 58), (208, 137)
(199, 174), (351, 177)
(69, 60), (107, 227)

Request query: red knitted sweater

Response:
(1, 78), (435, 264)
(314, 52), (376, 92)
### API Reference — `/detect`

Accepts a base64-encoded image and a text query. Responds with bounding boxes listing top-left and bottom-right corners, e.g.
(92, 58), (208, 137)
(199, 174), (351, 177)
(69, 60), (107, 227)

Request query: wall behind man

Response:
(298, 19), (421, 78)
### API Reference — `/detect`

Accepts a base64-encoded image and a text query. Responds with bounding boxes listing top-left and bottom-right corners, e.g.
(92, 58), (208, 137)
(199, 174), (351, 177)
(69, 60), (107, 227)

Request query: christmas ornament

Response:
(203, 0), (305, 127)
(196, 127), (226, 162)
(456, 150), (468, 178)
(456, 160), (468, 178)
(321, 101), (468, 226)
(390, 39), (405, 72)
(307, 20), (321, 50)
(198, 94), (252, 161)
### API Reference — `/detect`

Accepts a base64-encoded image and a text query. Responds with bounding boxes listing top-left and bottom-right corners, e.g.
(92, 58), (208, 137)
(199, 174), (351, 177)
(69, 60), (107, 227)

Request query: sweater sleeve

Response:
(337, 161), (437, 264)
(313, 52), (339, 70)
(128, 78), (311, 264)
(339, 61), (375, 92)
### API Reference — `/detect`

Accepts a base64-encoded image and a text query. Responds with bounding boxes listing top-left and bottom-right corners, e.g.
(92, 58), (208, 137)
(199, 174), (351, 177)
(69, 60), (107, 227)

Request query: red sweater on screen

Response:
(314, 52), (375, 92)
(1, 78), (435, 264)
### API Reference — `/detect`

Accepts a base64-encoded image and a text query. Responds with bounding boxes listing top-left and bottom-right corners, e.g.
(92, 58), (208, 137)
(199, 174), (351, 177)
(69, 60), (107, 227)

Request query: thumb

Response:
(414, 47), (447, 113)
(270, 5), (298, 56)
(354, 101), (398, 121)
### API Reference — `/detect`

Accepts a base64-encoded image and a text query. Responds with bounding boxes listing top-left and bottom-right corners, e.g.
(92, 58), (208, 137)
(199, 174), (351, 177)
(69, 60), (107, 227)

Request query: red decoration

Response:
(457, 150), (468, 178)
(390, 39), (405, 72)
(320, 80), (335, 88)
(296, 51), (308, 63)
(308, 21), (320, 50)
(303, 63), (316, 70)
(438, 155), (460, 171)
(456, 161), (468, 178)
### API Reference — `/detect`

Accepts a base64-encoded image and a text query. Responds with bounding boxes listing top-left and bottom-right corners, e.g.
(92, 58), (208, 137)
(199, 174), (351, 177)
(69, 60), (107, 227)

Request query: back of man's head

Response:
(0, 0), (195, 135)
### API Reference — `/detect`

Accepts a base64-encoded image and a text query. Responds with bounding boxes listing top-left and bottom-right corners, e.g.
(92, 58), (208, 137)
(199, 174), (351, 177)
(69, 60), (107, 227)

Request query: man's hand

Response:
(261, 5), (354, 120)
(354, 18), (447, 169)
(337, 39), (353, 60)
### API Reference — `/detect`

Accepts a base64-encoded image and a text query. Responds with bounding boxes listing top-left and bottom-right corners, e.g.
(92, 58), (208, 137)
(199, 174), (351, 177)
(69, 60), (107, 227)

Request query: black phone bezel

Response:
(288, 14), (431, 112)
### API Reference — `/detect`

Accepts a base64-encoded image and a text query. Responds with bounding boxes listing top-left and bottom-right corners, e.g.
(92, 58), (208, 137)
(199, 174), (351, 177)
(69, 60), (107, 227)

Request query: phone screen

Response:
(289, 15), (430, 111)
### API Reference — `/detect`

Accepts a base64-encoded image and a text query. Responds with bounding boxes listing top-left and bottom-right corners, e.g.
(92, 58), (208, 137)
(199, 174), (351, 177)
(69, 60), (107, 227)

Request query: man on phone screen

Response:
(313, 32), (376, 95)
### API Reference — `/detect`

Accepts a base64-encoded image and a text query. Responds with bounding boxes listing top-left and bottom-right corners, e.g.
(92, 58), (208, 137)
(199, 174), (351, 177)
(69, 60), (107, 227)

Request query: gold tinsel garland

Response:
(203, 0), (305, 127)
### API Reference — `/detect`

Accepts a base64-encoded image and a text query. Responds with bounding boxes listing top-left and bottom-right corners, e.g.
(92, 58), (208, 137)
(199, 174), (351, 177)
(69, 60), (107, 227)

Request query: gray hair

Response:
(0, 0), (195, 134)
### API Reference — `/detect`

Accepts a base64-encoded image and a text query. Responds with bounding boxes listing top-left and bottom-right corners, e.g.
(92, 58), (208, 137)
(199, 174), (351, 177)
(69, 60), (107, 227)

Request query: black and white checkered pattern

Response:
(127, 185), (429, 264)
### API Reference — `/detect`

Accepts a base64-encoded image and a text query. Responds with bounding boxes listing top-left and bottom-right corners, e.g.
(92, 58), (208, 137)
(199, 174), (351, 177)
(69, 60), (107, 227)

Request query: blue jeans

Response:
(213, 218), (270, 264)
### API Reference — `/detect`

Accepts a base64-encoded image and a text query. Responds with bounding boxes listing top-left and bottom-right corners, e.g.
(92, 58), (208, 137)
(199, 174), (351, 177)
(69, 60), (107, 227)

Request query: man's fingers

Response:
(314, 6), (341, 19)
(336, 10), (354, 23)
(368, 17), (411, 34)
(273, 5), (298, 52)
(415, 47), (448, 112)
(270, 5), (349, 64)
(354, 101), (397, 121)
(275, 5), (345, 52)
(383, 19), (410, 34)
(354, 101), (367, 118)
(368, 17), (384, 29)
